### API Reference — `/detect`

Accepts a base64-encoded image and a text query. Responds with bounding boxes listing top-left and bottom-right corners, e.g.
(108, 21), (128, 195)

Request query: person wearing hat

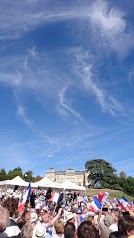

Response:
(35, 223), (46, 238)
(29, 212), (38, 228)
(65, 212), (75, 224)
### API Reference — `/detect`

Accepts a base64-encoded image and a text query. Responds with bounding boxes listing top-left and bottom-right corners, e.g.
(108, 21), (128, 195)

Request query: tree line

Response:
(85, 159), (134, 197)
(0, 159), (134, 196)
(0, 167), (42, 183)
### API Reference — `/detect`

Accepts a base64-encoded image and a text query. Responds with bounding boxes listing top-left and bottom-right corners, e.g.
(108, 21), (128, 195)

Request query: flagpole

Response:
(63, 188), (66, 223)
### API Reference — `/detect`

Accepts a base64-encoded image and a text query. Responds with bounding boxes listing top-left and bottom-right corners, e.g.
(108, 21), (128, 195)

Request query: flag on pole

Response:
(115, 198), (126, 211)
(89, 196), (102, 212)
(120, 196), (129, 210)
(50, 192), (60, 203)
(98, 192), (110, 205)
(18, 183), (31, 212)
(49, 192), (63, 204)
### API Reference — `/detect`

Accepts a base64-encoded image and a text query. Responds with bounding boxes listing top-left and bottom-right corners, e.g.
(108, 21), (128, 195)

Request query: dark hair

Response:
(109, 231), (127, 238)
(77, 221), (99, 238)
(17, 217), (26, 230)
(64, 222), (75, 238)
(2, 197), (19, 217)
(118, 216), (134, 236)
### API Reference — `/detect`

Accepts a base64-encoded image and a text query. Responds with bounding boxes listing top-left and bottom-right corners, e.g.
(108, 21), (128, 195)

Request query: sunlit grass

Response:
(86, 188), (133, 201)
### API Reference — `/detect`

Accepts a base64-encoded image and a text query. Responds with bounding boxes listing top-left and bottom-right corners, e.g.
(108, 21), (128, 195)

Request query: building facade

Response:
(46, 168), (89, 186)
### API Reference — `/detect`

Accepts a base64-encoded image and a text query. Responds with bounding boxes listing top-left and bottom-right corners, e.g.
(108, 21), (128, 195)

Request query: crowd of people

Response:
(0, 187), (134, 238)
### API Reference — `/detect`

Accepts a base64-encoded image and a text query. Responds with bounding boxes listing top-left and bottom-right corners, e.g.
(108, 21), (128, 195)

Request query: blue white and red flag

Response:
(18, 183), (31, 212)
(98, 192), (110, 205)
(89, 196), (102, 212)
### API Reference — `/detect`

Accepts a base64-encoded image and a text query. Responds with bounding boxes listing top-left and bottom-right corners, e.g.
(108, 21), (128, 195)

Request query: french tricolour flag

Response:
(89, 196), (102, 212)
(18, 183), (31, 212)
(120, 196), (129, 209)
(49, 192), (63, 204)
(50, 192), (60, 203)
(98, 192), (110, 205)
(115, 198), (126, 211)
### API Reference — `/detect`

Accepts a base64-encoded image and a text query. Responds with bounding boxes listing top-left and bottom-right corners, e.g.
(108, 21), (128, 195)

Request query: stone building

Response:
(46, 168), (89, 186)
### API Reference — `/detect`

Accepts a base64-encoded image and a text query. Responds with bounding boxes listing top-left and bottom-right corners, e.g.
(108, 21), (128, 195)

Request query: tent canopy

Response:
(0, 177), (85, 191)
(0, 176), (28, 187)
(10, 176), (28, 186)
(33, 177), (61, 189)
(59, 179), (86, 191)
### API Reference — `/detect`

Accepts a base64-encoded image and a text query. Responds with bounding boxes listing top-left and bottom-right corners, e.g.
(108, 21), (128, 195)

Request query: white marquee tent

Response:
(10, 176), (28, 186)
(0, 176), (28, 187)
(32, 177), (61, 189)
(59, 179), (86, 191)
(0, 176), (86, 191)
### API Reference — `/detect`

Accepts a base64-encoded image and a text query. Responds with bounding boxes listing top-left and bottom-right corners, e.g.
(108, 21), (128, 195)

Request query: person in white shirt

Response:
(53, 220), (64, 238)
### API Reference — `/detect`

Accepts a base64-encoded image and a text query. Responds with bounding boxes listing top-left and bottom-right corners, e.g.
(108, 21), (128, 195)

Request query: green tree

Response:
(0, 168), (7, 181)
(23, 170), (33, 182)
(85, 159), (120, 189)
(123, 176), (134, 196)
(7, 170), (14, 180)
(7, 166), (23, 179)
(13, 166), (23, 177)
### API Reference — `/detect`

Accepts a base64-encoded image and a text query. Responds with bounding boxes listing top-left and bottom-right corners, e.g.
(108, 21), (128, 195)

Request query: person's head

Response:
(118, 215), (134, 236)
(84, 212), (95, 222)
(29, 211), (38, 226)
(82, 207), (88, 215)
(0, 206), (10, 232)
(64, 222), (76, 238)
(109, 231), (127, 238)
(23, 210), (31, 222)
(20, 223), (33, 238)
(65, 213), (75, 224)
(41, 212), (51, 224)
(2, 197), (19, 217)
(35, 223), (46, 238)
(113, 208), (120, 217)
(77, 221), (99, 238)
(54, 220), (64, 235)
(104, 215), (114, 227)
(17, 217), (26, 230)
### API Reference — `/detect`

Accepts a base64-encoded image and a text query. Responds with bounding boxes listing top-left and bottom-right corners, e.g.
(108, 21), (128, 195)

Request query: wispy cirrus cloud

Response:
(128, 69), (134, 85)
(70, 48), (123, 115)
(88, 0), (134, 57)
(17, 105), (33, 129)
(0, 0), (87, 40)
(57, 85), (89, 126)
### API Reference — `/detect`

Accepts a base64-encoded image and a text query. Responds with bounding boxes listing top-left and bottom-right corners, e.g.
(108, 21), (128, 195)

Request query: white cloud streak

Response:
(57, 85), (89, 126)
(88, 0), (134, 57)
(71, 48), (123, 115)
(0, 1), (86, 40)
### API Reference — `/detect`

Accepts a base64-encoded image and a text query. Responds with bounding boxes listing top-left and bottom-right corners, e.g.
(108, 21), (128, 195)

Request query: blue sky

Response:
(0, 0), (134, 177)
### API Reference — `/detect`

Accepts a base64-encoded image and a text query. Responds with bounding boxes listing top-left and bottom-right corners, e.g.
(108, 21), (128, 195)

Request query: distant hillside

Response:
(86, 188), (133, 202)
